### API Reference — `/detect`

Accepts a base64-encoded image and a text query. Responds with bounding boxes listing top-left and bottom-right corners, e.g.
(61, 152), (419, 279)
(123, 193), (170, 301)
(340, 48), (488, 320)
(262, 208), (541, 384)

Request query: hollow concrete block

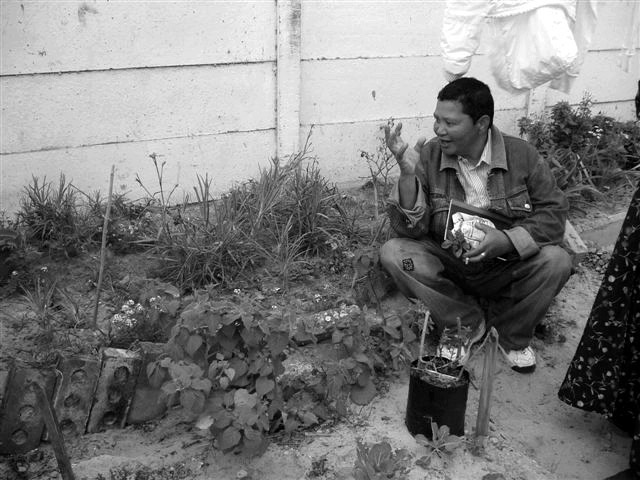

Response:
(0, 365), (57, 454)
(127, 342), (168, 425)
(49, 355), (100, 438)
(86, 348), (141, 433)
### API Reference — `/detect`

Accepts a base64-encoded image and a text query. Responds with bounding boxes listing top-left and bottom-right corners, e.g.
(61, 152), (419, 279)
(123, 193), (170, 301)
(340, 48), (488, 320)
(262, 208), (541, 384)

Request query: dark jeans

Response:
(380, 237), (572, 350)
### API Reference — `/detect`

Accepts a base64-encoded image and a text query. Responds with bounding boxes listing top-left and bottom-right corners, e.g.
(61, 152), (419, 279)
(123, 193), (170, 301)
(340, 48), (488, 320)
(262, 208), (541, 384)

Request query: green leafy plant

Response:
(143, 138), (365, 291)
(17, 174), (86, 254)
(413, 311), (472, 384)
(441, 228), (472, 258)
(360, 118), (397, 216)
(148, 290), (289, 455)
(20, 266), (58, 333)
(518, 94), (640, 207)
(353, 439), (410, 480)
(414, 422), (464, 468)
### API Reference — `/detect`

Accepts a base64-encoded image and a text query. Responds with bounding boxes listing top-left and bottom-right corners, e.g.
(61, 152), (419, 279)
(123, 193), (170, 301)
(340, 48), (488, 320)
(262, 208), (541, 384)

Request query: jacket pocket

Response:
(505, 189), (533, 218)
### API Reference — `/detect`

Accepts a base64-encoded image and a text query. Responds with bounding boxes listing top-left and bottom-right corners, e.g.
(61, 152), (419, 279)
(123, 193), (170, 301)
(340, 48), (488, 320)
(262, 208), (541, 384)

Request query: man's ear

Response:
(476, 115), (491, 133)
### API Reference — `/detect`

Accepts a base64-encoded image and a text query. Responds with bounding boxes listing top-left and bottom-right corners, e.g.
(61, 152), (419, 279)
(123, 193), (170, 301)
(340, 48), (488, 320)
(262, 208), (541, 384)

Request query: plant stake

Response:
(33, 381), (75, 480)
(92, 165), (115, 328)
(474, 326), (499, 450)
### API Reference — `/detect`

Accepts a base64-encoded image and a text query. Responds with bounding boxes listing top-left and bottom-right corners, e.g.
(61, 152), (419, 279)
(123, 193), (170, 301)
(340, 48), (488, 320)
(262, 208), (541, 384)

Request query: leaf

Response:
(204, 312), (222, 333)
(180, 309), (203, 329)
(218, 335), (239, 354)
(186, 334), (203, 357)
(350, 379), (377, 405)
(300, 411), (318, 426)
(415, 455), (432, 469)
(243, 429), (269, 456)
(267, 331), (289, 355)
(180, 388), (205, 413)
(191, 378), (212, 394)
(147, 363), (166, 389)
(218, 426), (241, 451)
(331, 329), (344, 344)
(161, 380), (178, 396)
(222, 311), (241, 326)
(228, 358), (248, 378)
(356, 369), (370, 387)
(240, 327), (261, 347)
(284, 416), (299, 433)
(368, 441), (392, 468)
(234, 389), (257, 409)
(174, 327), (190, 346)
(255, 377), (274, 397)
(195, 414), (214, 430)
(352, 351), (374, 371)
(166, 299), (180, 316)
(382, 324), (402, 339)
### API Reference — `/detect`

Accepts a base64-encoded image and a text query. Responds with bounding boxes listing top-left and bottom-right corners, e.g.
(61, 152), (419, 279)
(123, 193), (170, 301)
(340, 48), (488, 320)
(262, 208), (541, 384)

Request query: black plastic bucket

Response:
(405, 358), (470, 438)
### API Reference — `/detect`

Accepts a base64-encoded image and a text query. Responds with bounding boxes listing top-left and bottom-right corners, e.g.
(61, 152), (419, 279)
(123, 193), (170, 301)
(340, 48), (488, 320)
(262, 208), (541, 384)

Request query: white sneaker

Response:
(501, 345), (536, 373)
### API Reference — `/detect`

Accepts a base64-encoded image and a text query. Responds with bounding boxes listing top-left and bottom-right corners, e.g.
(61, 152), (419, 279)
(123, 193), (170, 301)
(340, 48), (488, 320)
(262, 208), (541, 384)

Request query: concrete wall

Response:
(1, 0), (638, 215)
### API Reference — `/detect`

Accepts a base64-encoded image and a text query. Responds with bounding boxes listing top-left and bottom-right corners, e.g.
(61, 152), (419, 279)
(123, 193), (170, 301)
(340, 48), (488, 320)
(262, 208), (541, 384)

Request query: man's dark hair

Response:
(437, 77), (494, 127)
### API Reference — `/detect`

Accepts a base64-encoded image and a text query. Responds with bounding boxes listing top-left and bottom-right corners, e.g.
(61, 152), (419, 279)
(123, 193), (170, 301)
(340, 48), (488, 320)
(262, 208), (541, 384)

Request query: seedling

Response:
(414, 421), (464, 468)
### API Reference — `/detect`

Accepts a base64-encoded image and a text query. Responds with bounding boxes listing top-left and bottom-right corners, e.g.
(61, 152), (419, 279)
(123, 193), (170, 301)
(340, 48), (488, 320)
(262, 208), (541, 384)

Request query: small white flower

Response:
(11, 271), (18, 277)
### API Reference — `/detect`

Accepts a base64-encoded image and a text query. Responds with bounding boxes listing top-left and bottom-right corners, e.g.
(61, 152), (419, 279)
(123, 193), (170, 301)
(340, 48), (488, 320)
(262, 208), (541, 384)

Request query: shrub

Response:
(518, 94), (640, 206)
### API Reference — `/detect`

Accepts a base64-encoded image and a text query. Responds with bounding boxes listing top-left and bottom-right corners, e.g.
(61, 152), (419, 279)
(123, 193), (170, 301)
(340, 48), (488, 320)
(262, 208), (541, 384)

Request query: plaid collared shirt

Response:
(457, 135), (491, 209)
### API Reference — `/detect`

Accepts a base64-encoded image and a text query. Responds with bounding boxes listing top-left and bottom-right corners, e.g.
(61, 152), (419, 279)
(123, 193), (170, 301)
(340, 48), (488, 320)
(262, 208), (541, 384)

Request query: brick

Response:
(49, 355), (100, 438)
(0, 365), (56, 454)
(86, 348), (141, 433)
(127, 342), (168, 425)
(563, 220), (588, 267)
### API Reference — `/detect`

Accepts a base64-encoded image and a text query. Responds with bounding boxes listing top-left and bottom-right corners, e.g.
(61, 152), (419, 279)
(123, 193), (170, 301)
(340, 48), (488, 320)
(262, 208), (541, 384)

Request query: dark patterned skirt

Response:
(558, 184), (640, 477)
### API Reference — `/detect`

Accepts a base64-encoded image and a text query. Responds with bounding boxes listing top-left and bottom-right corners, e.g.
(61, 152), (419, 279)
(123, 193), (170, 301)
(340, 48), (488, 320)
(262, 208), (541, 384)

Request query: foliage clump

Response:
(140, 146), (365, 291)
(518, 94), (640, 207)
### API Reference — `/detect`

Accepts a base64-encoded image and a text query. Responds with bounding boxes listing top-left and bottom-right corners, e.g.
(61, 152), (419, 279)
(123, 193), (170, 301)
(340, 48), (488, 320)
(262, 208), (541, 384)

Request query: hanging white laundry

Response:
(617, 0), (640, 73)
(440, 0), (598, 93)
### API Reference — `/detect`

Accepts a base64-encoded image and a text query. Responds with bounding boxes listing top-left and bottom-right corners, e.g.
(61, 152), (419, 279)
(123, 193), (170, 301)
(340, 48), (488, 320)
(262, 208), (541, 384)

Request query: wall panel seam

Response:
(0, 60), (276, 79)
(0, 128), (276, 156)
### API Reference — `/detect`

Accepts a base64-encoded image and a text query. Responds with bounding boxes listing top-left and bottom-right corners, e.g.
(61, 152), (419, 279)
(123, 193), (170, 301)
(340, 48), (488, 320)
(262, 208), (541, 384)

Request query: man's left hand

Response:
(463, 223), (514, 263)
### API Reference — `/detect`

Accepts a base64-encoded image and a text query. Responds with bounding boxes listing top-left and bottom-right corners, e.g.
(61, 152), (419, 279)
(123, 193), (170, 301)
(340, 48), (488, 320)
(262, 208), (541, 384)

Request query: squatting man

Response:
(380, 77), (572, 373)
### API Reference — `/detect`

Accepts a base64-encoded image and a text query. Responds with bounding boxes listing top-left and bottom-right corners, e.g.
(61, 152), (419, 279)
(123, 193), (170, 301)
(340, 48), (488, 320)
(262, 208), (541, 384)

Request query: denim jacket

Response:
(387, 125), (568, 260)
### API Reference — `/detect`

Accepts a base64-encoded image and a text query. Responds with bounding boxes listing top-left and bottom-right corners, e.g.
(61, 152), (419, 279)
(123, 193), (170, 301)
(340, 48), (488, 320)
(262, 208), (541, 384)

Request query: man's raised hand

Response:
(383, 122), (426, 176)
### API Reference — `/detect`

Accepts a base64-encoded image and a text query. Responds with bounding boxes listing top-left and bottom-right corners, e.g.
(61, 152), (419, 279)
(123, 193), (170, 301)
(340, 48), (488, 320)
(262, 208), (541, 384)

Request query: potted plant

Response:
(405, 311), (474, 439)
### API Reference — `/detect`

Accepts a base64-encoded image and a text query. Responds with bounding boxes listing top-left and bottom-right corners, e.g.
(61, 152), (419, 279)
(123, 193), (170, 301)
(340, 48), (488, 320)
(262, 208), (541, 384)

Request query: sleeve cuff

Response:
(504, 225), (540, 260)
(387, 179), (427, 227)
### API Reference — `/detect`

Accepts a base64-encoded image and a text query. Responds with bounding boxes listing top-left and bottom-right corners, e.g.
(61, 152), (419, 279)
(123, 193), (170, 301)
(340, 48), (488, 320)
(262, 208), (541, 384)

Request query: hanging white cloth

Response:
(441, 0), (598, 93)
(617, 0), (640, 73)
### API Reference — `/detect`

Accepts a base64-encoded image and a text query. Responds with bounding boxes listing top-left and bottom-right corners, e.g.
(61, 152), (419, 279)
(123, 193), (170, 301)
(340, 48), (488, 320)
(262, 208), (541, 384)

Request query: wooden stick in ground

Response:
(92, 165), (115, 328)
(33, 382), (76, 480)
(475, 326), (499, 447)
